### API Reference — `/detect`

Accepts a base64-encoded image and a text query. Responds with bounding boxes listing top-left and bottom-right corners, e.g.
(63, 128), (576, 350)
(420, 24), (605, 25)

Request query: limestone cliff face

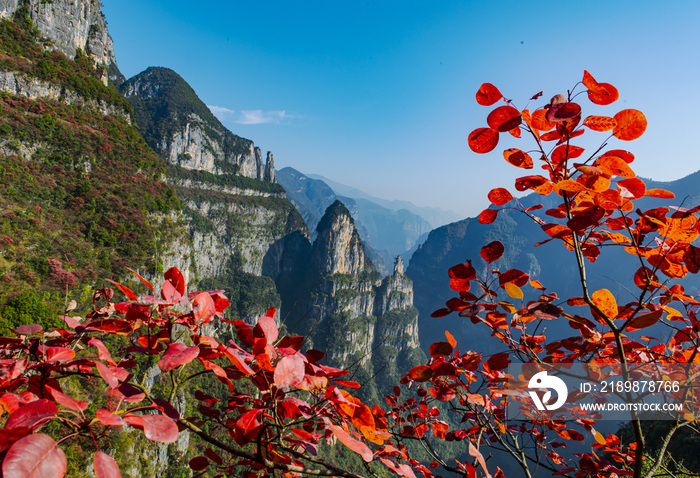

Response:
(0, 0), (123, 84)
(119, 67), (276, 182)
(313, 201), (366, 277)
(297, 202), (425, 398)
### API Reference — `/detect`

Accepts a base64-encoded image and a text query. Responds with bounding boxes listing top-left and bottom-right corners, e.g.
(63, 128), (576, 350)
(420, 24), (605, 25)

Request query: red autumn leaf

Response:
(161, 267), (185, 303)
(602, 149), (635, 163)
(88, 338), (116, 366)
(274, 354), (306, 389)
(498, 269), (529, 287)
(429, 341), (454, 357)
(96, 361), (120, 389)
(45, 347), (75, 363)
(594, 155), (635, 178)
(508, 126), (521, 138)
(6, 399), (57, 430)
(480, 241), (505, 263)
(126, 267), (154, 292)
(334, 379), (361, 390)
(12, 324), (42, 335)
(105, 279), (138, 302)
(189, 457), (210, 471)
(487, 105), (521, 132)
(551, 145), (585, 165)
(475, 83), (502, 106)
(205, 449), (223, 466)
(542, 223), (572, 239)
(112, 384), (145, 404)
(645, 188), (675, 199)
(486, 352), (510, 371)
(445, 330), (457, 348)
(503, 148), (533, 169)
(514, 175), (549, 192)
(546, 102), (581, 122)
(613, 109), (647, 141)
(468, 127), (499, 153)
(255, 314), (279, 345)
(591, 289), (618, 319)
(567, 206), (606, 232)
(3, 434), (67, 478)
(158, 343), (200, 373)
(583, 115), (617, 132)
(531, 109), (555, 131)
(449, 263), (476, 291)
(582, 70), (608, 95)
(588, 82), (619, 105)
(469, 442), (492, 478)
(478, 208), (498, 224)
(96, 410), (125, 426)
(328, 423), (373, 462)
(431, 308), (452, 318)
(192, 292), (216, 324)
(45, 386), (88, 412)
(218, 346), (255, 375)
(617, 177), (646, 199)
(94, 451), (121, 478)
(626, 310), (663, 331)
(143, 415), (179, 443)
(408, 365), (433, 382)
(685, 246), (700, 274)
(487, 188), (512, 206)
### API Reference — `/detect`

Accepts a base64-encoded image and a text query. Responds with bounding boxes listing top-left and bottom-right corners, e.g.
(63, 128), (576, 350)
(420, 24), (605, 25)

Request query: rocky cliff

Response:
(119, 67), (275, 181)
(287, 201), (424, 399)
(0, 0), (123, 85)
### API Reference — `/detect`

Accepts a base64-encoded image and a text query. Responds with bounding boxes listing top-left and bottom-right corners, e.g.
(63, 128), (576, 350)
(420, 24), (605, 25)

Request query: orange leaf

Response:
(583, 115), (617, 132)
(582, 70), (608, 95)
(591, 288), (618, 319)
(546, 102), (581, 123)
(481, 240), (505, 263)
(645, 188), (675, 199)
(602, 149), (635, 163)
(594, 155), (635, 178)
(553, 179), (587, 195)
(487, 106), (521, 132)
(445, 330), (457, 348)
(531, 108), (555, 131)
(503, 148), (533, 169)
(488, 188), (512, 206)
(617, 177), (646, 199)
(613, 109), (647, 141)
(476, 83), (502, 106)
(588, 83), (619, 105)
(478, 209), (498, 224)
(468, 127), (499, 153)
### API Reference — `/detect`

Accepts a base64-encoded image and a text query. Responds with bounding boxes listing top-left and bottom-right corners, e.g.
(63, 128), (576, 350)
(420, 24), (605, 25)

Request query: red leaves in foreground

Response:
(475, 82), (502, 106)
(3, 434), (67, 478)
(468, 127), (499, 153)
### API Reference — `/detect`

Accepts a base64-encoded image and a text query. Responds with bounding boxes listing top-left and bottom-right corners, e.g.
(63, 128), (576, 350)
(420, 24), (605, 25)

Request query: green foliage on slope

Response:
(0, 19), (130, 111)
(0, 18), (181, 328)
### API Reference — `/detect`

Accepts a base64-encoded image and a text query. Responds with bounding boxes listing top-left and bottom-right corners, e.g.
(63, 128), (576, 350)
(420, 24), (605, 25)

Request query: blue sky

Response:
(102, 0), (700, 218)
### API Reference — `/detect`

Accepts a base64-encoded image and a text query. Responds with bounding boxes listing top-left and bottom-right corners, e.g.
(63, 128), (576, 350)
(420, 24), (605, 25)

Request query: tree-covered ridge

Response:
(0, 19), (130, 112)
(0, 19), (183, 331)
(119, 66), (253, 171)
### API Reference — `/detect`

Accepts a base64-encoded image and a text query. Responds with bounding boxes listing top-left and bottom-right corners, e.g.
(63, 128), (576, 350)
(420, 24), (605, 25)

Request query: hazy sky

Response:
(102, 0), (700, 218)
